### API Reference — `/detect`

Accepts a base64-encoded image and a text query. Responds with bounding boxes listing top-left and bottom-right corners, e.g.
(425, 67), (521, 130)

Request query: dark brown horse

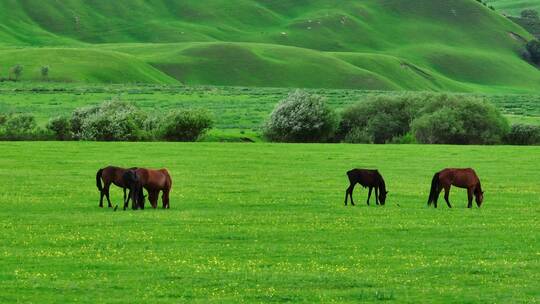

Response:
(96, 166), (138, 208)
(122, 169), (146, 210)
(345, 169), (388, 206)
(428, 168), (484, 208)
(134, 168), (172, 209)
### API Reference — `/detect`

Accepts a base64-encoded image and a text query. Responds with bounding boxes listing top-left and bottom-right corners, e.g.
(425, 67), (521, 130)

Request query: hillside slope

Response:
(0, 0), (538, 92)
(486, 1), (540, 15)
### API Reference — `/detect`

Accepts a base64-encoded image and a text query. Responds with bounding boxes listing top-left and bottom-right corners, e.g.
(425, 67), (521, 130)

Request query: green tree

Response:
(338, 94), (420, 144)
(41, 66), (49, 81)
(412, 96), (509, 144)
(10, 64), (23, 81)
(521, 9), (539, 20)
(526, 40), (540, 64)
(47, 116), (71, 140)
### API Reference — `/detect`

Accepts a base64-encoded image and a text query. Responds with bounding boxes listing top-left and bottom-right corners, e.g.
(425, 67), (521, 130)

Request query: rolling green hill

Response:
(0, 0), (538, 92)
(486, 0), (540, 15)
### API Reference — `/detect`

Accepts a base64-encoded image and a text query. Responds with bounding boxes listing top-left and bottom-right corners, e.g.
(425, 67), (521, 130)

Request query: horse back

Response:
(347, 169), (383, 187)
(136, 168), (171, 190)
(101, 166), (130, 187)
(439, 168), (480, 187)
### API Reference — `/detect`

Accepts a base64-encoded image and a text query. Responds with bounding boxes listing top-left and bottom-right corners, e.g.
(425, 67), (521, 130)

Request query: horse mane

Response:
(475, 181), (483, 194)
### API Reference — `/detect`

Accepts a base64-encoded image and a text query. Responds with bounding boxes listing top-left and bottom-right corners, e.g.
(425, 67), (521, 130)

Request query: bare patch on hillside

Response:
(508, 31), (527, 43)
(400, 62), (435, 81)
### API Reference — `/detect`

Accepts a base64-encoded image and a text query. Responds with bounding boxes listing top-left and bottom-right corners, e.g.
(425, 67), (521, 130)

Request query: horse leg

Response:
(148, 190), (158, 209)
(444, 186), (452, 208)
(162, 190), (170, 209)
(123, 188), (129, 210)
(366, 187), (372, 206)
(346, 184), (355, 206)
(124, 189), (133, 210)
(102, 183), (113, 208)
(99, 181), (110, 208)
(375, 187), (379, 205)
(467, 188), (473, 209)
(99, 190), (104, 208)
(345, 185), (351, 206)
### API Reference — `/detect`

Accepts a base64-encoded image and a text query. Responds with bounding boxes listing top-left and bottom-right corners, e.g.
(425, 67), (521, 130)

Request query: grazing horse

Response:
(345, 169), (388, 206)
(135, 168), (172, 209)
(428, 168), (484, 208)
(96, 166), (138, 208)
(122, 170), (146, 210)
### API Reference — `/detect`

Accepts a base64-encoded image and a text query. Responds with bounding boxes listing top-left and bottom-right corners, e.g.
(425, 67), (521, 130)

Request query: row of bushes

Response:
(263, 91), (540, 145)
(2, 92), (539, 145)
(0, 101), (214, 141)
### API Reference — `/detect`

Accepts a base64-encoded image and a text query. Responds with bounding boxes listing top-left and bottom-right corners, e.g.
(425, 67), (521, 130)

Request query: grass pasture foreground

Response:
(0, 142), (538, 303)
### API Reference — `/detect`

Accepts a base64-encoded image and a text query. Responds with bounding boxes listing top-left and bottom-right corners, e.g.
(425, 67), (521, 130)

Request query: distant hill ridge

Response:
(485, 0), (540, 16)
(0, 0), (539, 92)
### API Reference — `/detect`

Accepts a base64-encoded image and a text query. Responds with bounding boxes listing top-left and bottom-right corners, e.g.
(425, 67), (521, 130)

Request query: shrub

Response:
(0, 113), (8, 126)
(338, 94), (420, 144)
(521, 9), (539, 20)
(41, 66), (49, 81)
(159, 109), (214, 141)
(412, 108), (465, 144)
(10, 65), (23, 81)
(505, 124), (540, 145)
(70, 105), (100, 139)
(71, 101), (147, 141)
(389, 132), (417, 144)
(526, 40), (540, 65)
(1, 114), (38, 140)
(264, 90), (337, 142)
(343, 127), (372, 144)
(46, 116), (71, 140)
(412, 95), (509, 144)
(142, 116), (161, 140)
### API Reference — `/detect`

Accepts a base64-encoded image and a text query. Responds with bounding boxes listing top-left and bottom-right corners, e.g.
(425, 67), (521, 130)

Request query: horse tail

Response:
(162, 169), (172, 190)
(428, 172), (439, 206)
(96, 168), (104, 192)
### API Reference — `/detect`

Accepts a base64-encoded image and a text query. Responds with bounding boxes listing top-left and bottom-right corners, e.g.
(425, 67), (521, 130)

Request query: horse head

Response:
(379, 190), (389, 205)
(475, 190), (484, 207)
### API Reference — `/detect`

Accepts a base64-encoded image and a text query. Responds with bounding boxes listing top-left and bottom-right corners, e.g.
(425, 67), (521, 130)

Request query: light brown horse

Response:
(428, 168), (484, 208)
(134, 168), (172, 209)
(96, 166), (137, 208)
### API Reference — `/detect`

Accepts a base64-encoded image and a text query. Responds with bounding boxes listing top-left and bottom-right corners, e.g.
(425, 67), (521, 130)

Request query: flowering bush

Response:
(264, 90), (337, 142)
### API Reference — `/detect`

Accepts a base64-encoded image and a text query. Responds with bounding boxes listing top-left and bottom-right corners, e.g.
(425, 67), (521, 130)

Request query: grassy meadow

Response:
(0, 142), (538, 303)
(1, 1), (539, 302)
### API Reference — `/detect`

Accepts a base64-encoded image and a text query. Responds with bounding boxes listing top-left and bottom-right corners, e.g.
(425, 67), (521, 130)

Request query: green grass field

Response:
(1, 1), (539, 302)
(0, 142), (538, 303)
(0, 0), (539, 92)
